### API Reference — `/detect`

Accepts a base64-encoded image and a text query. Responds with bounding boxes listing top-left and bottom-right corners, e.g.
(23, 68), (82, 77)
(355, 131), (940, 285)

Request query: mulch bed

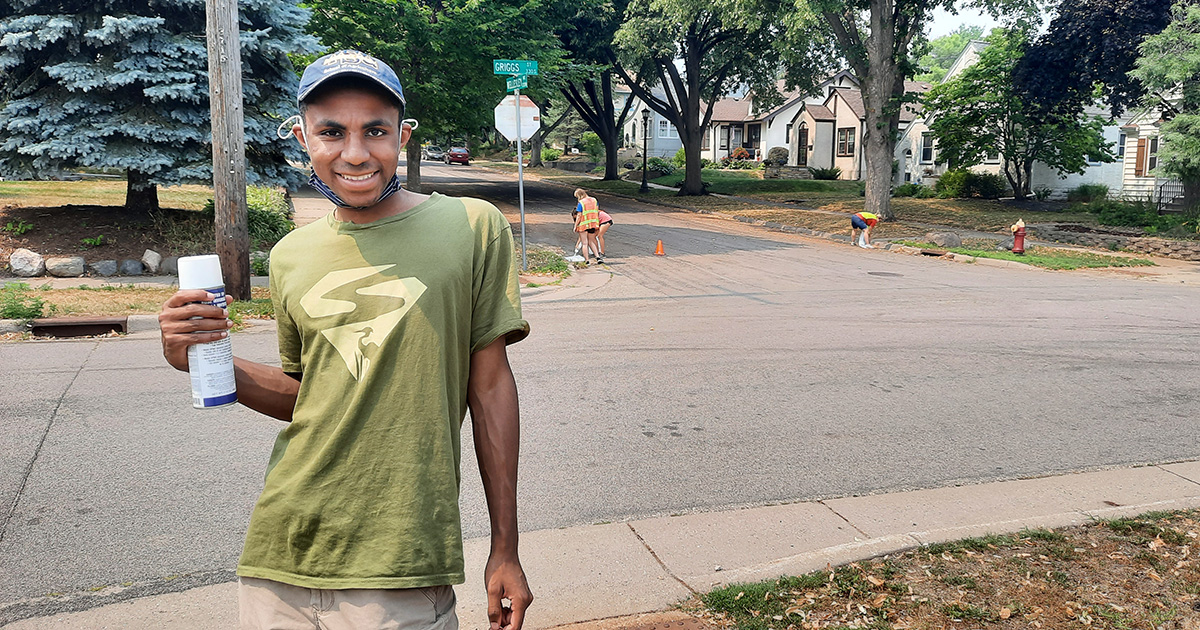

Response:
(695, 511), (1200, 630)
(1, 204), (195, 276)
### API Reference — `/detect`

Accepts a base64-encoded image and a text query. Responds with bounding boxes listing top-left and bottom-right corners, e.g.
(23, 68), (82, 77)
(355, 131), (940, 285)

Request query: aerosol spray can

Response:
(178, 255), (238, 409)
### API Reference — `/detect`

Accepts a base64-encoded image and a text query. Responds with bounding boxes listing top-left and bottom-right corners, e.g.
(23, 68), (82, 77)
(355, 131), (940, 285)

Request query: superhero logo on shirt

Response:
(299, 265), (427, 380)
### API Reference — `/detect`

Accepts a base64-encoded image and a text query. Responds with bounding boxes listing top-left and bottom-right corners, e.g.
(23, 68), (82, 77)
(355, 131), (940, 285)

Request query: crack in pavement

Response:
(0, 341), (99, 545)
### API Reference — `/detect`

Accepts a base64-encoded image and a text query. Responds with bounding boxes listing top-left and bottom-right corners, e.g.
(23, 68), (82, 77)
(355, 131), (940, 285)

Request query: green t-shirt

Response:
(236, 192), (529, 589)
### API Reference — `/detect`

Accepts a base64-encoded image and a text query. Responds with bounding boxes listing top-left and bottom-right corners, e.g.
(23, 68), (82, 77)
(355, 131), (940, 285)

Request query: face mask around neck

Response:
(309, 171), (402, 210)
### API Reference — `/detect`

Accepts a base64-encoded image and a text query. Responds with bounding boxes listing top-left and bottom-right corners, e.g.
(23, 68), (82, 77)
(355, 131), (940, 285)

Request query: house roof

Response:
(804, 104), (835, 121)
(826, 82), (932, 123)
(707, 97), (753, 122)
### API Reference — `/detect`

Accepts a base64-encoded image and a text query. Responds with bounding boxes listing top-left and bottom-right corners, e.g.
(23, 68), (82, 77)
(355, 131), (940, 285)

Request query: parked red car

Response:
(444, 147), (470, 166)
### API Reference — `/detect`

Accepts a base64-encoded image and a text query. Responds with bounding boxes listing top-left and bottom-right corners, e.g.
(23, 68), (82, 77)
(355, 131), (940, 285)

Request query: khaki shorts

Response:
(238, 577), (458, 630)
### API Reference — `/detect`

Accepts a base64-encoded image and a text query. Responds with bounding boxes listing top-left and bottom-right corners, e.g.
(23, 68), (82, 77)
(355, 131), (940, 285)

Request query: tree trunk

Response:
(125, 169), (160, 213)
(529, 132), (544, 168)
(601, 126), (621, 180)
(405, 140), (422, 194)
(678, 127), (705, 195)
(1183, 176), (1200, 214)
(859, 3), (901, 221)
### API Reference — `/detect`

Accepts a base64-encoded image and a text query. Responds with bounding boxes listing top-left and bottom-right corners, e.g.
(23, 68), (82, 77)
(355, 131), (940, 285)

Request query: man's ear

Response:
(293, 123), (307, 152)
(399, 122), (412, 149)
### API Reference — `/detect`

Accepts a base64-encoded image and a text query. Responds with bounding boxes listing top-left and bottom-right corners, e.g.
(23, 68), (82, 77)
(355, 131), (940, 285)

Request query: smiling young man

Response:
(157, 50), (532, 630)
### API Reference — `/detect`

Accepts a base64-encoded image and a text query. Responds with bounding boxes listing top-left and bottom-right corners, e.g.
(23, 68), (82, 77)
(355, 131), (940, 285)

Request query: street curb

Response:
(126, 314), (159, 334)
(0, 318), (27, 333)
(12, 461), (1200, 629)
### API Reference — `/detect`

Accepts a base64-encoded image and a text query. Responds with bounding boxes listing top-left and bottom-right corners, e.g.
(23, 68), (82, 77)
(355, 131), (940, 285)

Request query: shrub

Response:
(893, 183), (921, 197)
(1033, 186), (1054, 201)
(0, 282), (50, 319)
(700, 158), (716, 170)
(580, 132), (604, 162)
(729, 146), (751, 160)
(719, 158), (758, 169)
(1085, 199), (1158, 227)
(201, 186), (295, 249)
(1066, 183), (1109, 203)
(672, 146), (687, 167)
(935, 169), (1008, 199)
(541, 148), (562, 161)
(646, 157), (675, 176)
(764, 146), (789, 166)
(915, 185), (937, 199)
(809, 166), (842, 180)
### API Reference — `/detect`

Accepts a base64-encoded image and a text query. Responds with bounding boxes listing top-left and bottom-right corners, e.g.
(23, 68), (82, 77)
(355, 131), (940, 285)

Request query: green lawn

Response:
(897, 241), (1155, 270)
(650, 170), (865, 195)
(0, 180), (213, 210)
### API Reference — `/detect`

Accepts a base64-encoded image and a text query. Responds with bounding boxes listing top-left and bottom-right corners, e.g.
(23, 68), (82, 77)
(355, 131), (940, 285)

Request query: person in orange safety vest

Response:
(573, 188), (602, 264)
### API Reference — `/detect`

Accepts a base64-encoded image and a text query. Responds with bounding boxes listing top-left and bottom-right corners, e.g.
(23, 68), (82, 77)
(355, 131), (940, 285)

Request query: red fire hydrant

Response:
(1011, 219), (1026, 255)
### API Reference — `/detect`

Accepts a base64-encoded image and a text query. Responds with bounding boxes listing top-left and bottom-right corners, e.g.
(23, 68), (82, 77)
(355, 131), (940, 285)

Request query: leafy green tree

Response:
(795, 0), (1039, 219)
(304, 0), (568, 192)
(924, 29), (1112, 199)
(0, 0), (317, 211)
(1014, 0), (1173, 116)
(1131, 2), (1200, 211)
(554, 0), (637, 180)
(915, 24), (984, 82)
(614, 0), (798, 195)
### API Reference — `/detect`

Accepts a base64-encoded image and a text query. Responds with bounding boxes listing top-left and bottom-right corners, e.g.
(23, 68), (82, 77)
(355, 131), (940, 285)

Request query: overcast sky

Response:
(926, 6), (1001, 39)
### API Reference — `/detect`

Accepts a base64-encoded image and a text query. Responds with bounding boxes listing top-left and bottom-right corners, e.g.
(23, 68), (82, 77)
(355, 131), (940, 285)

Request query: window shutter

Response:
(1135, 139), (1147, 177)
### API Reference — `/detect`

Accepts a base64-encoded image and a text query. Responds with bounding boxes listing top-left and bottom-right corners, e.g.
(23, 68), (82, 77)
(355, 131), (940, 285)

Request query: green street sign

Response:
(506, 75), (528, 91)
(493, 59), (538, 76)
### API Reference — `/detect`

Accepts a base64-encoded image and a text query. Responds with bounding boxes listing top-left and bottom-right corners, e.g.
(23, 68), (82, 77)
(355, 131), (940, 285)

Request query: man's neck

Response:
(335, 187), (430, 224)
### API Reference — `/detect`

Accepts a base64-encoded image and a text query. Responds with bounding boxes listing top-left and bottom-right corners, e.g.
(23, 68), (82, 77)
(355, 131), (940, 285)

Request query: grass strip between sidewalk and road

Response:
(691, 509), (1200, 630)
(895, 241), (1155, 270)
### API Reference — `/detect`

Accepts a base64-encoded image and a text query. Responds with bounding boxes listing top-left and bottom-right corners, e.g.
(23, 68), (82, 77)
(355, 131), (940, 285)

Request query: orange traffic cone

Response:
(654, 240), (665, 256)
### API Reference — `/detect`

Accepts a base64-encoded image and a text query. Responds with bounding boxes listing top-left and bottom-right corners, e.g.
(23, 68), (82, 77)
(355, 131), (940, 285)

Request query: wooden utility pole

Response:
(205, 0), (251, 300)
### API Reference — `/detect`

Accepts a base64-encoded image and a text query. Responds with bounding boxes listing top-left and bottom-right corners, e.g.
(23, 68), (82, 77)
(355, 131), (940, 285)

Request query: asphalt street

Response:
(3, 161), (1200, 620)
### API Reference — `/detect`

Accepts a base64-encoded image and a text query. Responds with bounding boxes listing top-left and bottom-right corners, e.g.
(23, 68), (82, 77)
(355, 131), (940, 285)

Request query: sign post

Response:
(493, 60), (540, 271)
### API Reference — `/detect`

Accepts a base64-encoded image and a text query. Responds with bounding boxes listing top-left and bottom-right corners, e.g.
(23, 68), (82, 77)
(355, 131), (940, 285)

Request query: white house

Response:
(701, 72), (861, 164)
(1119, 96), (1184, 209)
(621, 87), (684, 159)
(791, 81), (932, 179)
(895, 40), (1130, 199)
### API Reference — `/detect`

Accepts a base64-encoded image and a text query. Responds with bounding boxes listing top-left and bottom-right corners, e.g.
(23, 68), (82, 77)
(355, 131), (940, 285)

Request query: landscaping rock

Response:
(1000, 238), (1015, 251)
(9, 248), (45, 277)
(141, 249), (163, 274)
(89, 260), (119, 277)
(119, 259), (145, 276)
(45, 256), (86, 277)
(926, 232), (963, 249)
(161, 256), (179, 276)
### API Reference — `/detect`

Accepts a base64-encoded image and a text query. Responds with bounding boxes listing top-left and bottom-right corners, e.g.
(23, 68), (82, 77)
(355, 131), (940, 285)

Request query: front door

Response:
(797, 129), (808, 166)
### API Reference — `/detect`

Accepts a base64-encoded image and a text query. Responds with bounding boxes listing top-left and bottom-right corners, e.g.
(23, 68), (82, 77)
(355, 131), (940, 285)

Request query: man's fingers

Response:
(162, 316), (233, 334)
(163, 290), (216, 309)
(486, 588), (503, 630)
(507, 603), (527, 630)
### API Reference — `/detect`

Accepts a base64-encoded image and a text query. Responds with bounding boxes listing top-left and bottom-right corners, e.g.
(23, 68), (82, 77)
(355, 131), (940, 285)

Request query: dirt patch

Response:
(1, 204), (208, 274)
(695, 511), (1200, 630)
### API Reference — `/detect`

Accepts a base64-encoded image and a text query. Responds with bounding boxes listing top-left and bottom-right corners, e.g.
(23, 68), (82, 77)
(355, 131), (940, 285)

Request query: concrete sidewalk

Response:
(9, 461), (1200, 630)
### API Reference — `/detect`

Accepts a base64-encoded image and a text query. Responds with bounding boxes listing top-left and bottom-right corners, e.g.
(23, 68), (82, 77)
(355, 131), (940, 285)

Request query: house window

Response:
(719, 125), (729, 150)
(1117, 132), (1126, 158)
(732, 125), (743, 147)
(786, 123), (793, 144)
(658, 120), (678, 139)
(837, 128), (855, 157)
(748, 124), (761, 148)
(702, 128), (710, 150)
(985, 152), (1000, 163)
(1147, 136), (1159, 172)
(921, 133), (935, 163)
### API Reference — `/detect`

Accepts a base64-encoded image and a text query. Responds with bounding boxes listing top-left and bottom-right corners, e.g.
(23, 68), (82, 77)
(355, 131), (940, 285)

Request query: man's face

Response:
(294, 87), (409, 209)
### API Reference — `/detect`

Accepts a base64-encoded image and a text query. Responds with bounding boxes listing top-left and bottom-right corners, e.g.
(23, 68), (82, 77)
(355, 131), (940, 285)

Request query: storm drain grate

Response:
(30, 316), (127, 338)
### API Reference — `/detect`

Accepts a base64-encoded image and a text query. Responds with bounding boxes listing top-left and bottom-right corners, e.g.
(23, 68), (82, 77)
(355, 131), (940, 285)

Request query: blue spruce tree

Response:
(0, 0), (318, 211)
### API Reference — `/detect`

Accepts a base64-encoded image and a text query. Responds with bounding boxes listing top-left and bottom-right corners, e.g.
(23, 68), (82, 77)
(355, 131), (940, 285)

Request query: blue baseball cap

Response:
(298, 50), (406, 107)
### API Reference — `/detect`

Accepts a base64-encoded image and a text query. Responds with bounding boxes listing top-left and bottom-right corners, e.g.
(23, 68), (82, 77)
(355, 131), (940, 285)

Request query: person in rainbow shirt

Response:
(851, 211), (880, 249)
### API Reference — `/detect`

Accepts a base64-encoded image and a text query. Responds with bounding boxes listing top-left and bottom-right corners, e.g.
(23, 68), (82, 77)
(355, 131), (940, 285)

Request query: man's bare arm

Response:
(467, 337), (532, 630)
(159, 290), (299, 422)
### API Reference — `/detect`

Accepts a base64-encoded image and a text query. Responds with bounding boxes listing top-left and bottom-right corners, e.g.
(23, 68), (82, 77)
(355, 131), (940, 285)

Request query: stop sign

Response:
(494, 94), (540, 141)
